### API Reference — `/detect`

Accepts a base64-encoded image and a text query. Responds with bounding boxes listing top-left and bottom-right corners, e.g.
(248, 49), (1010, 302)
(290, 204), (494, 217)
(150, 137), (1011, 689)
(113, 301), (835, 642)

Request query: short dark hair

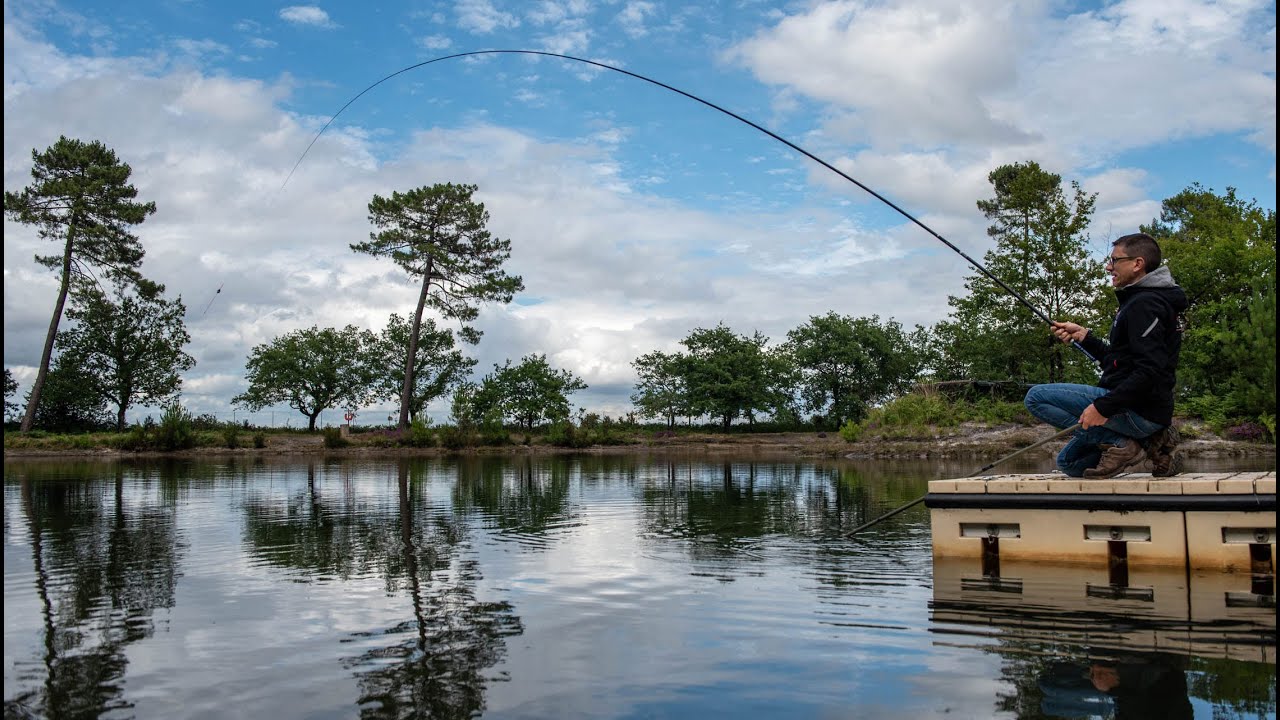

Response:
(1113, 232), (1161, 270)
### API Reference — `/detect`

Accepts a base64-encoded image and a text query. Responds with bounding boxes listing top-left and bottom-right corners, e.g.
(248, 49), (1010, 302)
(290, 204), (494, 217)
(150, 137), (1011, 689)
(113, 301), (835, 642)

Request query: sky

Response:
(3, 0), (1276, 426)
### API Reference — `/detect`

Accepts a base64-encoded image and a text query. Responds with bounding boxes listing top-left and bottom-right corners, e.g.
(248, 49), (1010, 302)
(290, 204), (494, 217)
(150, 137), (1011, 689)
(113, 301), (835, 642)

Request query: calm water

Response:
(3, 453), (1275, 720)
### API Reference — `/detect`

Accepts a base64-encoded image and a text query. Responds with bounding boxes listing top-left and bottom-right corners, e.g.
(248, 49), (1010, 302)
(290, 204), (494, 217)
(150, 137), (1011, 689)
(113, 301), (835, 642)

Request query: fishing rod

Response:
(284, 49), (1094, 362)
(843, 423), (1081, 537)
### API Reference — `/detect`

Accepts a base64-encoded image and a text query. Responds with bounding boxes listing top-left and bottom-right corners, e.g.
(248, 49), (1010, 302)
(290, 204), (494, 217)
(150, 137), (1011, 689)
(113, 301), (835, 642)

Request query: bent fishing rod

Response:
(843, 423), (1081, 537)
(285, 49), (1094, 362)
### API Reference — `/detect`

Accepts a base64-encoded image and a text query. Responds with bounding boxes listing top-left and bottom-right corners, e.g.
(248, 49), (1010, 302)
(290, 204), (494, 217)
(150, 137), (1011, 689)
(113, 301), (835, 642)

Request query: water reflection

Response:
(931, 558), (1277, 718)
(6, 463), (185, 719)
(3, 456), (1274, 719)
(237, 459), (524, 718)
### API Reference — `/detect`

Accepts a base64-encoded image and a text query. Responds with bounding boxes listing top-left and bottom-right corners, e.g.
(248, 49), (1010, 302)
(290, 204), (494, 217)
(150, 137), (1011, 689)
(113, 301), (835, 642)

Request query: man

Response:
(1024, 232), (1187, 478)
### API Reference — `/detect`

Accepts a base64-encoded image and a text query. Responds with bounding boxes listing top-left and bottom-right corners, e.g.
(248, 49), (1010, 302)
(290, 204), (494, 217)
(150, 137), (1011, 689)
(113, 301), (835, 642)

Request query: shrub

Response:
(1183, 394), (1230, 434)
(222, 424), (241, 449)
(547, 420), (590, 448)
(157, 403), (196, 451)
(404, 418), (435, 448)
(1260, 414), (1277, 442)
(1224, 422), (1268, 442)
(438, 425), (470, 450)
(117, 424), (152, 451)
(838, 419), (863, 443)
(478, 409), (509, 446)
(191, 413), (222, 431)
(252, 432), (267, 449)
(322, 427), (348, 449)
(876, 393), (957, 427)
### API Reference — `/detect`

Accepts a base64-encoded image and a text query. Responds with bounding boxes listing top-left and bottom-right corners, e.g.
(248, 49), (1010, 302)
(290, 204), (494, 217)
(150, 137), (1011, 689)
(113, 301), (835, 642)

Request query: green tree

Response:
(630, 350), (690, 430)
(479, 354), (587, 431)
(785, 313), (922, 426)
(679, 324), (794, 430)
(1224, 286), (1276, 424)
(4, 369), (17, 421)
(4, 137), (157, 431)
(937, 161), (1102, 384)
(371, 313), (476, 421)
(1142, 185), (1276, 420)
(233, 325), (378, 431)
(56, 283), (195, 430)
(27, 357), (111, 431)
(352, 183), (524, 429)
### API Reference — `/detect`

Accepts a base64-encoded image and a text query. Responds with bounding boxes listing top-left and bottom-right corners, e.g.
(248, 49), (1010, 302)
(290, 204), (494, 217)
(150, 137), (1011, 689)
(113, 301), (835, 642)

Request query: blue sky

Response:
(3, 0), (1276, 424)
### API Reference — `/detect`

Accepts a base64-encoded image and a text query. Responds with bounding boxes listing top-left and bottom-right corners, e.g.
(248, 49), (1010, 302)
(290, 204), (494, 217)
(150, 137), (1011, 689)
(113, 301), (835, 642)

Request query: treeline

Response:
(3, 139), (1275, 441)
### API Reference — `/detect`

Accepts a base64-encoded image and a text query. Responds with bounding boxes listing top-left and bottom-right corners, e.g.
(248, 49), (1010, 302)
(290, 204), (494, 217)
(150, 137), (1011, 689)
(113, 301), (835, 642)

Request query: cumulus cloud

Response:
(725, 1), (1036, 148)
(279, 6), (336, 28)
(456, 0), (520, 34)
(618, 1), (657, 38)
(727, 0), (1274, 160)
(418, 34), (452, 50)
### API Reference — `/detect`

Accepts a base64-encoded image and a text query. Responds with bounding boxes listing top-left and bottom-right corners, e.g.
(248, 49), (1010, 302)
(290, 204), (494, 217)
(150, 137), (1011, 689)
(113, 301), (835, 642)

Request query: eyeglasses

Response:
(1104, 255), (1139, 267)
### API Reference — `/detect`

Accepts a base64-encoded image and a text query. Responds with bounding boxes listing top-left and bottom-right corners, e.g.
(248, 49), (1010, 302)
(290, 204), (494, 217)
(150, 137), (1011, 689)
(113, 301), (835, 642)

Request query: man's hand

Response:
(1051, 321), (1087, 344)
(1079, 403), (1107, 429)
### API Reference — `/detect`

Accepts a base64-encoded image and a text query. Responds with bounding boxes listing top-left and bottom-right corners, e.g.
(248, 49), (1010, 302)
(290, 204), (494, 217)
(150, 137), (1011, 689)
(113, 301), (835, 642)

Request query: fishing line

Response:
(284, 49), (1094, 361)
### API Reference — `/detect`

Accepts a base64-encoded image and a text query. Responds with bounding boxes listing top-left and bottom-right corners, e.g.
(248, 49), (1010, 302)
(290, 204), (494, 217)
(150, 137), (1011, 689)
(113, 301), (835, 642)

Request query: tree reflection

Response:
(237, 460), (523, 719)
(344, 461), (523, 719)
(640, 461), (809, 555)
(6, 466), (183, 718)
(451, 456), (576, 534)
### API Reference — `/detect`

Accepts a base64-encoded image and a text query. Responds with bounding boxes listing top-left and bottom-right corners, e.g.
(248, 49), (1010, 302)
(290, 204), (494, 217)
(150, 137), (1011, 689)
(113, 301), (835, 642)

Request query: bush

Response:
(1224, 422), (1268, 442)
(157, 404), (196, 451)
(117, 424), (152, 451)
(875, 393), (958, 427)
(478, 409), (509, 446)
(1183, 394), (1230, 434)
(547, 420), (589, 448)
(403, 418), (435, 448)
(192, 413), (222, 431)
(438, 425), (470, 450)
(222, 424), (241, 449)
(1259, 414), (1276, 442)
(252, 432), (267, 449)
(838, 419), (863, 443)
(322, 427), (348, 449)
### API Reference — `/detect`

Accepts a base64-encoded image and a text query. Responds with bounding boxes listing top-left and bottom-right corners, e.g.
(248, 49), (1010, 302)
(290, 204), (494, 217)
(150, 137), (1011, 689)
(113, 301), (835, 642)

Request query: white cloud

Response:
(726, 1), (1035, 148)
(456, 0), (520, 34)
(418, 34), (452, 50)
(618, 1), (657, 38)
(539, 26), (590, 56)
(727, 0), (1275, 159)
(279, 6), (336, 28)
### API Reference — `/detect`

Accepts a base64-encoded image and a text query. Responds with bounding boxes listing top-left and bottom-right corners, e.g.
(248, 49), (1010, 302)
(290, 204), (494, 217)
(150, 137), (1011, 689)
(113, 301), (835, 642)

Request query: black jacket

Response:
(1081, 266), (1187, 426)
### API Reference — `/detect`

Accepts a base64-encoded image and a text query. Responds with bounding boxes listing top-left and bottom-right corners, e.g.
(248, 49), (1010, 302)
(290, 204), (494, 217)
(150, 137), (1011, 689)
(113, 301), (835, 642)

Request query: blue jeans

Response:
(1024, 384), (1164, 477)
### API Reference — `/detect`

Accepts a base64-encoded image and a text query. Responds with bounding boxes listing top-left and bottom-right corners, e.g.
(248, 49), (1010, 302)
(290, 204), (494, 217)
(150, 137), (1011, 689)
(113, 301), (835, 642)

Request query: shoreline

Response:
(4, 424), (1275, 463)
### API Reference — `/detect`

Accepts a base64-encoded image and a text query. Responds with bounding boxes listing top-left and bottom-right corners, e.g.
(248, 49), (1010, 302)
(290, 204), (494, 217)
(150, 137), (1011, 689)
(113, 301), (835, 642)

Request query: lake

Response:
(4, 453), (1276, 719)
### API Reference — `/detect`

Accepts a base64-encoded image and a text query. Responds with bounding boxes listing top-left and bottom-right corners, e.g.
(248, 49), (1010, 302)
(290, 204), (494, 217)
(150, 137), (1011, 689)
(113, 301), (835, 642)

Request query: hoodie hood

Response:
(1119, 265), (1188, 312)
(1126, 265), (1178, 289)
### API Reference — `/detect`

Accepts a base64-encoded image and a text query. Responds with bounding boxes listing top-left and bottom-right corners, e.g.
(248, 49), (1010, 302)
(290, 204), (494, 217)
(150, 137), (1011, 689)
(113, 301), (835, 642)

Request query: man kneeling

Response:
(1024, 232), (1186, 478)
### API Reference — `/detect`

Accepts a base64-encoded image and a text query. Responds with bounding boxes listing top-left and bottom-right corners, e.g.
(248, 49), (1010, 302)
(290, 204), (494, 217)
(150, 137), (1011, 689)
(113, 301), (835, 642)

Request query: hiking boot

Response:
(1084, 441), (1146, 478)
(1145, 426), (1184, 477)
